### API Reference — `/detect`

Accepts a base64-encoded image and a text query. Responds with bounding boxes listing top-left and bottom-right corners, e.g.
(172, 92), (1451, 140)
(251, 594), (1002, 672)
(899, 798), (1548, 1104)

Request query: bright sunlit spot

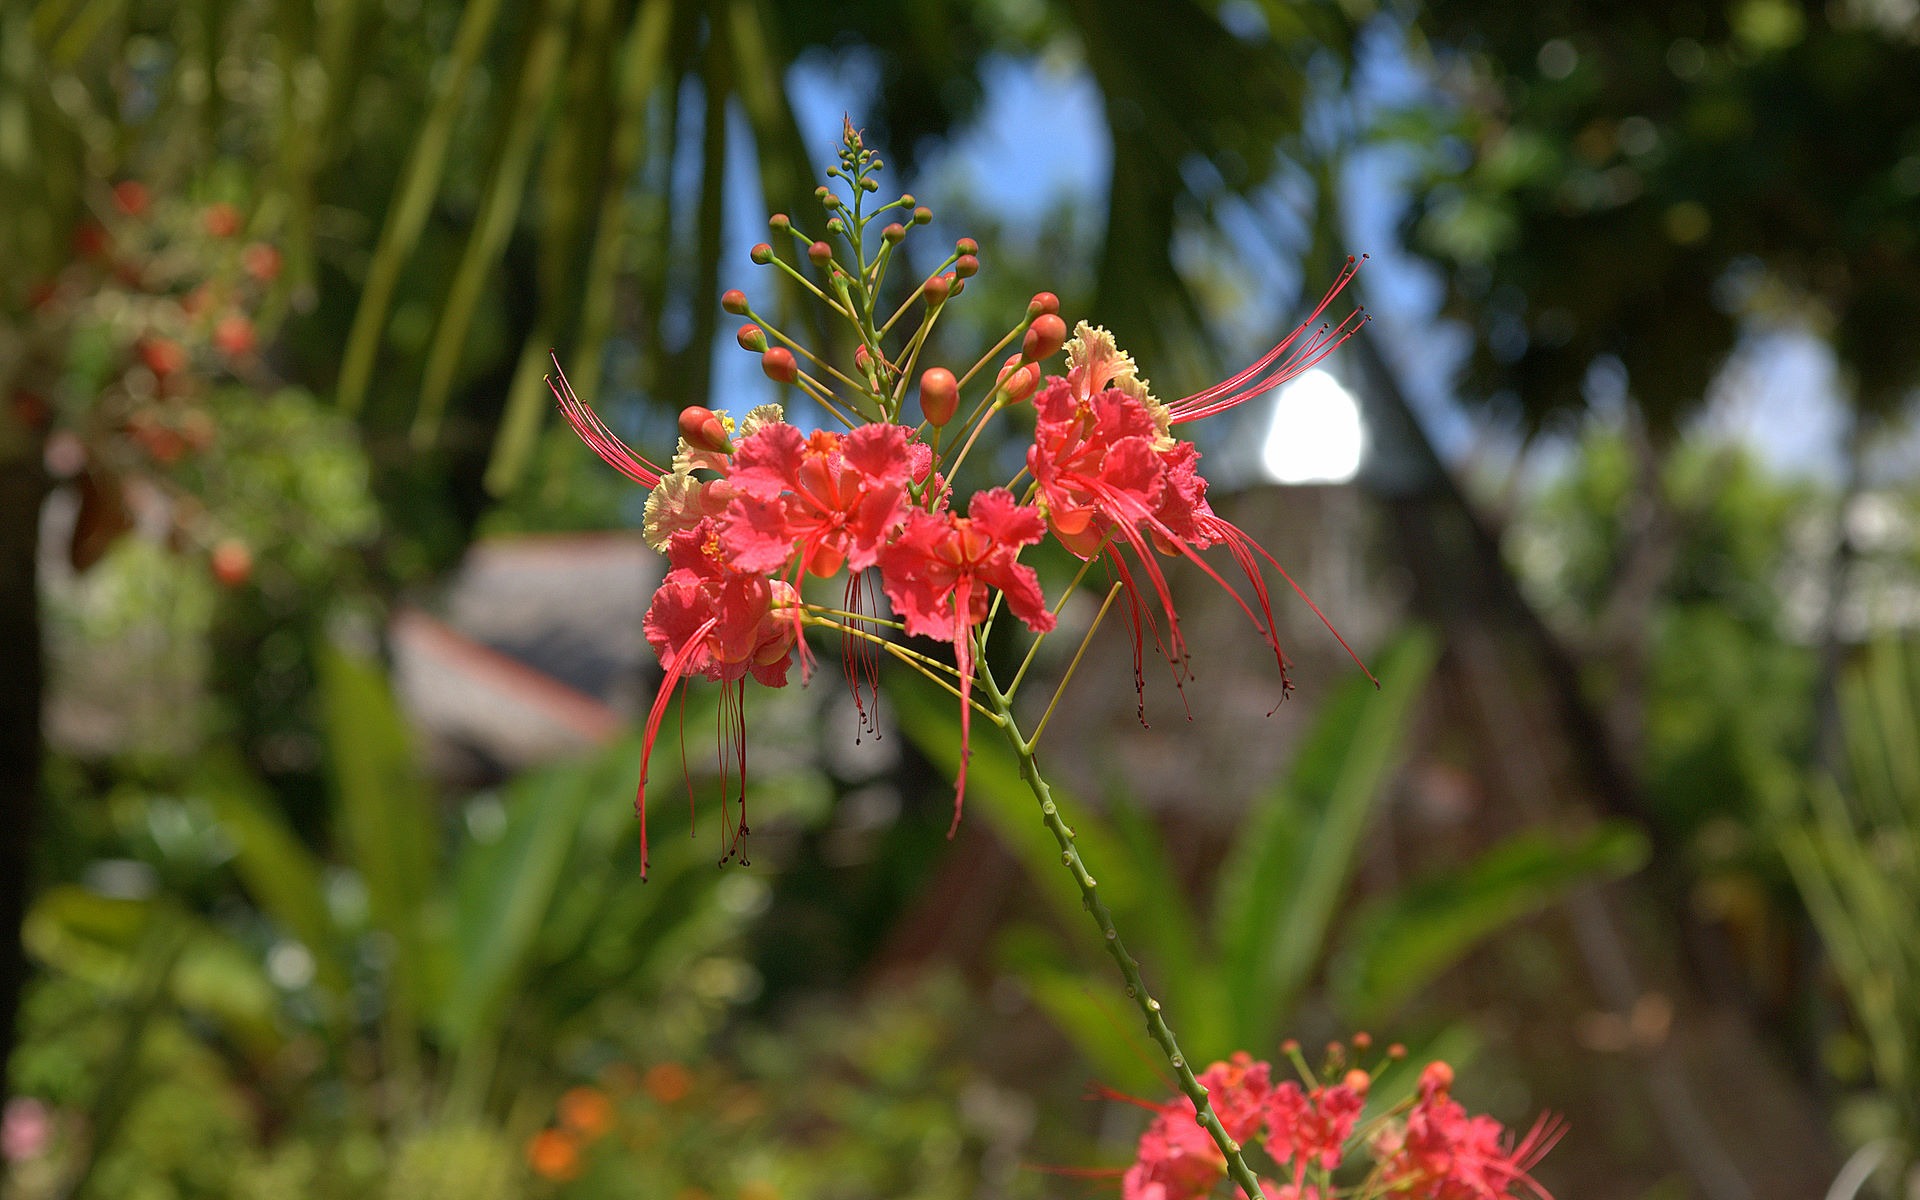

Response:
(1259, 368), (1366, 485)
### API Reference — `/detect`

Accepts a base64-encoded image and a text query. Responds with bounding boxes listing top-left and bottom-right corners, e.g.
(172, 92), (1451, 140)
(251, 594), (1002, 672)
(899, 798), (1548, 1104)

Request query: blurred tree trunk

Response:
(0, 447), (46, 1157)
(1351, 330), (1839, 1199)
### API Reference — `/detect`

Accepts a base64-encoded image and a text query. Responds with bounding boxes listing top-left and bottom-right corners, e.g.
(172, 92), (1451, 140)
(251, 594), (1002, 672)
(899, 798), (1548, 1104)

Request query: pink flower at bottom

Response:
(1122, 1102), (1228, 1200)
(2, 1098), (51, 1163)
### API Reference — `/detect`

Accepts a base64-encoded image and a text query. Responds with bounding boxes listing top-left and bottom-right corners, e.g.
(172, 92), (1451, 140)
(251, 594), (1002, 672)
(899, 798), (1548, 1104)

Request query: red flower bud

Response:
(1027, 292), (1060, 317)
(882, 222), (906, 244)
(911, 206), (933, 226)
(807, 241), (833, 267)
(215, 314), (256, 358)
(211, 538), (253, 588)
(736, 324), (768, 353)
(997, 355), (1039, 403)
(1343, 1069), (1371, 1096)
(769, 213), (791, 231)
(954, 254), (979, 279)
(1418, 1061), (1454, 1098)
(677, 405), (732, 453)
(243, 243), (282, 282)
(750, 243), (774, 265)
(922, 274), (951, 305)
(203, 203), (242, 238)
(720, 288), (749, 315)
(139, 337), (188, 378)
(955, 237), (979, 257)
(918, 367), (959, 427)
(112, 181), (150, 217)
(761, 347), (798, 384)
(1022, 313), (1067, 361)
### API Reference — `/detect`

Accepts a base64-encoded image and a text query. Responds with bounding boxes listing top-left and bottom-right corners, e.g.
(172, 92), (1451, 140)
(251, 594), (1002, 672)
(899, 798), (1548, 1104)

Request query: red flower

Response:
(1264, 1081), (1366, 1172)
(878, 488), (1055, 830)
(1122, 1103), (1226, 1200)
(720, 421), (914, 578)
(1197, 1053), (1273, 1145)
(1378, 1073), (1562, 1200)
(634, 520), (797, 877)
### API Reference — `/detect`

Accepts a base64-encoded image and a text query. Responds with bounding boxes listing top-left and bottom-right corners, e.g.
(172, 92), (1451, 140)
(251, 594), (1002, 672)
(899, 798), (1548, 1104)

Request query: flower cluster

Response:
(1118, 1042), (1561, 1200)
(553, 121), (1367, 876)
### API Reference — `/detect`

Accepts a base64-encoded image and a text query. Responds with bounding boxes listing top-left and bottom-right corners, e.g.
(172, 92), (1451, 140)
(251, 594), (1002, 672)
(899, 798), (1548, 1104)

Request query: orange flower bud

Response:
(761, 347), (797, 383)
(954, 254), (979, 279)
(677, 405), (731, 453)
(996, 355), (1039, 404)
(921, 274), (951, 305)
(807, 241), (833, 267)
(736, 324), (768, 353)
(1028, 292), (1060, 317)
(1023, 314), (1067, 361)
(919, 367), (958, 427)
(721, 288), (749, 315)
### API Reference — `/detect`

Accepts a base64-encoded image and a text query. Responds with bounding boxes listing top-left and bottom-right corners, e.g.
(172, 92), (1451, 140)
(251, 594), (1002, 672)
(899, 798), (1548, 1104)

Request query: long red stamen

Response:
(1167, 256), (1369, 423)
(638, 615), (718, 879)
(548, 352), (668, 486)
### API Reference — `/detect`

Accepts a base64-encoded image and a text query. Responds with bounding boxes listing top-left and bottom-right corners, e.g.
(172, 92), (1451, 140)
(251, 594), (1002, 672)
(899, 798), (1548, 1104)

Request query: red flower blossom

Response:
(635, 520), (798, 877)
(720, 421), (915, 578)
(878, 488), (1055, 830)
(1264, 1081), (1366, 1172)
(1122, 1103), (1227, 1200)
(1377, 1075), (1563, 1200)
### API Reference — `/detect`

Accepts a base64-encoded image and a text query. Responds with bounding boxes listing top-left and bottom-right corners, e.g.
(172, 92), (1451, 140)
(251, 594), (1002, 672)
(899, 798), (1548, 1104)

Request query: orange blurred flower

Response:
(203, 203), (242, 238)
(558, 1086), (614, 1140)
(526, 1128), (580, 1181)
(643, 1063), (693, 1105)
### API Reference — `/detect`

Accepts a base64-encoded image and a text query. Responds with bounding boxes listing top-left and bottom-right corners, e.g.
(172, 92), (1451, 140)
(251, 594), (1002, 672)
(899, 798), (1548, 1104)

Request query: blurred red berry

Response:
(242, 243), (282, 282)
(203, 203), (242, 238)
(138, 338), (188, 378)
(112, 181), (150, 216)
(211, 539), (254, 588)
(215, 314), (256, 358)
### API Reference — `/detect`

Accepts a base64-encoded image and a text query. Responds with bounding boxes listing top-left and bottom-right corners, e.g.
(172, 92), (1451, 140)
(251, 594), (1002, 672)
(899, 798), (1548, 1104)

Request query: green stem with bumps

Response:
(976, 667), (1268, 1200)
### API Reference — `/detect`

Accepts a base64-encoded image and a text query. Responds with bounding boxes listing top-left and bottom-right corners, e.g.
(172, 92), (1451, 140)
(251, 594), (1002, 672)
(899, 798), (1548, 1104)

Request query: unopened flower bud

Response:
(769, 213), (791, 231)
(883, 223), (906, 244)
(761, 347), (797, 384)
(912, 206), (933, 225)
(720, 289), (749, 315)
(955, 237), (978, 256)
(826, 217), (845, 236)
(736, 324), (768, 353)
(822, 192), (842, 211)
(808, 241), (833, 268)
(1281, 1039), (1301, 1055)
(997, 355), (1039, 403)
(814, 185), (831, 201)
(919, 367), (959, 427)
(211, 538), (253, 588)
(1023, 313), (1067, 361)
(954, 254), (979, 279)
(678, 405), (732, 453)
(899, 193), (915, 206)
(1418, 1061), (1454, 1098)
(859, 177), (879, 192)
(750, 243), (774, 265)
(1343, 1070), (1371, 1096)
(1028, 292), (1060, 317)
(1388, 1043), (1407, 1060)
(1352, 1032), (1372, 1051)
(922, 274), (951, 305)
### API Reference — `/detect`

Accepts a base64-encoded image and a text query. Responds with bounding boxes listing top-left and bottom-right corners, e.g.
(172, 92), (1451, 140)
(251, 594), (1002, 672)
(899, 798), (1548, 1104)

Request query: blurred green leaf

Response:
(1214, 628), (1439, 1047)
(1331, 822), (1649, 1022)
(317, 641), (444, 1022)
